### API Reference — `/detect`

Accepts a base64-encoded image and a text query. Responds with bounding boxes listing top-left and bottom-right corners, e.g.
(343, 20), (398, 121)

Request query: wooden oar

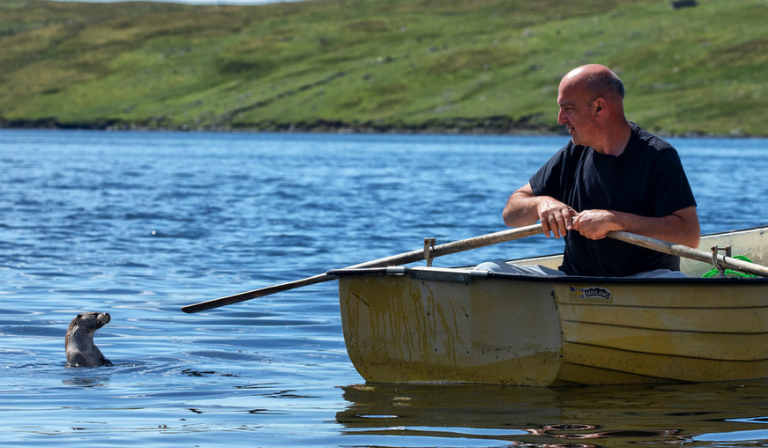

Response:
(181, 223), (545, 313)
(607, 231), (768, 277)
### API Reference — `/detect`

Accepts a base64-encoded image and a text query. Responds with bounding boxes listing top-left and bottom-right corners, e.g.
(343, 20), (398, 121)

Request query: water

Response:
(1, 129), (768, 447)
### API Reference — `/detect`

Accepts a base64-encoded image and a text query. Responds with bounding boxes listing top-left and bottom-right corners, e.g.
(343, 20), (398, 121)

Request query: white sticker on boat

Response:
(569, 286), (613, 303)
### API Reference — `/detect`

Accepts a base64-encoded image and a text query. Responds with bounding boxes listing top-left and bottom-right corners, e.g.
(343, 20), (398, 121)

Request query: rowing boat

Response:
(330, 225), (768, 386)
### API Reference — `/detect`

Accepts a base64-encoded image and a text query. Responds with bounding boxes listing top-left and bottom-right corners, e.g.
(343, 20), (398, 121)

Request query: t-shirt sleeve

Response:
(651, 149), (697, 217)
(529, 146), (569, 201)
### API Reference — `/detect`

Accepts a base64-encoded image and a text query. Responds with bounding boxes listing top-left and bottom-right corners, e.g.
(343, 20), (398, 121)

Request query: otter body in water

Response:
(65, 312), (112, 367)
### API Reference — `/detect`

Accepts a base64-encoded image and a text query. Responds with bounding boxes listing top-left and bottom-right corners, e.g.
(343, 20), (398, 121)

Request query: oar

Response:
(607, 231), (768, 277)
(181, 223), (545, 313)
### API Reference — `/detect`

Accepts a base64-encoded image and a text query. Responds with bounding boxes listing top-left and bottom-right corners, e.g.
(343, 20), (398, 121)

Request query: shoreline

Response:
(0, 116), (761, 139)
(0, 115), (560, 135)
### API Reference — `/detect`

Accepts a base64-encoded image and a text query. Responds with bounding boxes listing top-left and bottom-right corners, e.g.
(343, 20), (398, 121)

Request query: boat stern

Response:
(335, 267), (563, 386)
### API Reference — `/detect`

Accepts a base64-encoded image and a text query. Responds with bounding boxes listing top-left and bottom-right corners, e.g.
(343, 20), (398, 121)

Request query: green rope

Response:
(702, 255), (760, 278)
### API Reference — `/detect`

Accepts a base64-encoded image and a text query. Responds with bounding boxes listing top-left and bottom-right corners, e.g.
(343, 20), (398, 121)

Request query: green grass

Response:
(0, 0), (766, 135)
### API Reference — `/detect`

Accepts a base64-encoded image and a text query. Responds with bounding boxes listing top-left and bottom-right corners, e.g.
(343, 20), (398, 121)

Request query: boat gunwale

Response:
(328, 266), (768, 285)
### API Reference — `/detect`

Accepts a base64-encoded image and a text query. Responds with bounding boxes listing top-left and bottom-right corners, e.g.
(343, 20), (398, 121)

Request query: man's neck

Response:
(593, 120), (632, 156)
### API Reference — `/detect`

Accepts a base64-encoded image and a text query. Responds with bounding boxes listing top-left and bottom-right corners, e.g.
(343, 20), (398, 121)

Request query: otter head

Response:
(67, 312), (111, 336)
(65, 312), (112, 367)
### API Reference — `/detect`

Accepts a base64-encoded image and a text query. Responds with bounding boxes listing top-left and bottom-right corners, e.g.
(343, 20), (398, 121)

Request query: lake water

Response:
(2, 129), (768, 447)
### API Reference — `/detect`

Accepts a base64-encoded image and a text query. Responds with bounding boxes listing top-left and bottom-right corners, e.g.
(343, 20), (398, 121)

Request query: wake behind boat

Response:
(330, 225), (768, 386)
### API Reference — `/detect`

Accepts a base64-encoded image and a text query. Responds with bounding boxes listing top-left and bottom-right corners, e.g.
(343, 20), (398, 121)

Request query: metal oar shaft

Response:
(608, 231), (768, 278)
(181, 224), (544, 313)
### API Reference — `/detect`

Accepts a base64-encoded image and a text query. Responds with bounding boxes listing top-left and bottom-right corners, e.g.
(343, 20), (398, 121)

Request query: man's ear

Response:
(593, 97), (607, 119)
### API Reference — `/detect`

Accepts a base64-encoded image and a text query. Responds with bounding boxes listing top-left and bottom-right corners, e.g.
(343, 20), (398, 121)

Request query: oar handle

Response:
(181, 224), (544, 313)
(608, 231), (768, 278)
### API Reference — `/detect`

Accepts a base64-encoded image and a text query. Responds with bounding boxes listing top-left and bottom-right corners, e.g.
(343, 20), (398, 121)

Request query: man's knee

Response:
(472, 261), (566, 276)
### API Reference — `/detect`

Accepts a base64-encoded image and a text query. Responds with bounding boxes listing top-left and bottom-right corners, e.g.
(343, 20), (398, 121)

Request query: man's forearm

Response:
(612, 208), (700, 249)
(502, 192), (542, 228)
(574, 206), (700, 248)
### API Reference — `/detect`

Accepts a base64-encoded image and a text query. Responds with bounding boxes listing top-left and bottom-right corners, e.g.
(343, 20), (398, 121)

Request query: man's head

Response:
(557, 64), (627, 151)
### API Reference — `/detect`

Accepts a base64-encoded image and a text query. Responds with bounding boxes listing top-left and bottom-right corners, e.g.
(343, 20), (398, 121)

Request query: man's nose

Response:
(557, 110), (566, 125)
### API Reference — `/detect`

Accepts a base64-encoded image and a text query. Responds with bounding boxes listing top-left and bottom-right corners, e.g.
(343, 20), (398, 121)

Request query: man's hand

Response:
(536, 197), (578, 239)
(503, 183), (578, 238)
(572, 210), (621, 240)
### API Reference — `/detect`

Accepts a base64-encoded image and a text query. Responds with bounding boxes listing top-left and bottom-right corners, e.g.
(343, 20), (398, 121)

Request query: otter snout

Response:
(96, 312), (111, 327)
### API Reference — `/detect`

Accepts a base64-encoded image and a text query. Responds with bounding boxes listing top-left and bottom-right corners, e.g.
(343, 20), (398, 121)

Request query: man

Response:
(501, 64), (699, 277)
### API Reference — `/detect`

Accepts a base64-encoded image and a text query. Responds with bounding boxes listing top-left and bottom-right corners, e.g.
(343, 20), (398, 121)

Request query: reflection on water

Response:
(337, 381), (768, 447)
(62, 375), (111, 388)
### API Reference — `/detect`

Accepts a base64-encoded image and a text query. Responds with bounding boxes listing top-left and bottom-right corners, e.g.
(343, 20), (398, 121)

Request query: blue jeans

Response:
(471, 261), (687, 278)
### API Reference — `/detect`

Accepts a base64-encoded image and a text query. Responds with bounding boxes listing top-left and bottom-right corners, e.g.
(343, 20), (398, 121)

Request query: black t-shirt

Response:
(530, 123), (697, 277)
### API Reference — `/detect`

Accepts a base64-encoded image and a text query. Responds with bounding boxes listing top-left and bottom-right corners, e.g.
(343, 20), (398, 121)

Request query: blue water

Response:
(2, 129), (768, 447)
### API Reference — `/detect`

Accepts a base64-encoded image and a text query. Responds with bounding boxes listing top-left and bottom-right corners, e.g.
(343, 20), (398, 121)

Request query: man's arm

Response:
(503, 183), (578, 239)
(572, 206), (700, 249)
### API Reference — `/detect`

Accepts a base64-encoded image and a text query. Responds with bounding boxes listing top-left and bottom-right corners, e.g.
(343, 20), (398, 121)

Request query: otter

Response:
(65, 312), (113, 367)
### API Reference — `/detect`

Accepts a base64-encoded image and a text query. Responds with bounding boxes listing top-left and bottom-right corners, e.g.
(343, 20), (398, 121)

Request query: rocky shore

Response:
(0, 115), (563, 135)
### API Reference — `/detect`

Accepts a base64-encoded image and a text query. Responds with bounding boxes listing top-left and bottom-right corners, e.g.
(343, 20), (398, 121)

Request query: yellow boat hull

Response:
(335, 226), (768, 386)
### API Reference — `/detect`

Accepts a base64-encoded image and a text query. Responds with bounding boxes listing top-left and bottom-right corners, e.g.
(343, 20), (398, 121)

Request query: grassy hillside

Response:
(0, 0), (766, 135)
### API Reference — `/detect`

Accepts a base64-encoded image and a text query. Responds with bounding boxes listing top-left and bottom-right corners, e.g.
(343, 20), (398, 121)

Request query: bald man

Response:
(500, 65), (699, 277)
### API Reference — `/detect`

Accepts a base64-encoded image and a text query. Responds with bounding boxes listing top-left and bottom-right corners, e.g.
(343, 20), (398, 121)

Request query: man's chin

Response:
(569, 133), (590, 147)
